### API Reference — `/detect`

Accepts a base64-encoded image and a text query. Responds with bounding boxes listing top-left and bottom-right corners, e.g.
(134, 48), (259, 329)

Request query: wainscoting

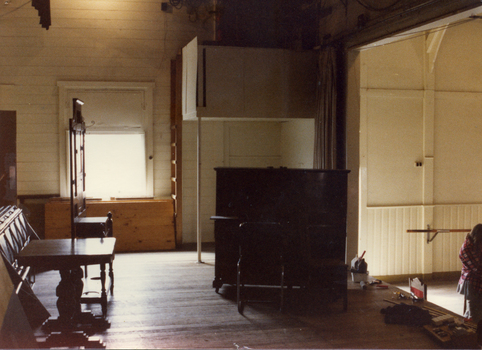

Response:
(360, 204), (482, 279)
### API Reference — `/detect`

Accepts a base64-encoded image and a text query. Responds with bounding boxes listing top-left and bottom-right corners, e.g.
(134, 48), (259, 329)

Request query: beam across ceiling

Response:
(343, 0), (482, 49)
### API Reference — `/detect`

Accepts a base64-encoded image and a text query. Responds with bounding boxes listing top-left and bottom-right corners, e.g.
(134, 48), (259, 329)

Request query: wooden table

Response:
(17, 238), (115, 329)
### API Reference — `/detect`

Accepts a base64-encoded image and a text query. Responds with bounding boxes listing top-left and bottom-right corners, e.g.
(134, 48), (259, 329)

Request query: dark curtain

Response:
(313, 45), (345, 170)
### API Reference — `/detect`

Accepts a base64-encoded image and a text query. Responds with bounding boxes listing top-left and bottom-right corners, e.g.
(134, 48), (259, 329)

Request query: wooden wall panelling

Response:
(45, 199), (176, 252)
(363, 206), (423, 277)
(363, 204), (482, 278)
(433, 204), (482, 274)
(6, 0), (210, 199)
(196, 46), (316, 120)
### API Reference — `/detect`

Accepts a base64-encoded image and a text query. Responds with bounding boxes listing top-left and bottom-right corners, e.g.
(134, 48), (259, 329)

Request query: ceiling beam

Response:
(343, 0), (482, 49)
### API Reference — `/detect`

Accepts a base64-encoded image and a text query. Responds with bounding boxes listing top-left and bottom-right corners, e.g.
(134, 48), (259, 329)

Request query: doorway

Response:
(0, 111), (16, 207)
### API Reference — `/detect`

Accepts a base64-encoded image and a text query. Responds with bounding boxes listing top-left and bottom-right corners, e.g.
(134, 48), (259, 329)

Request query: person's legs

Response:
(466, 283), (482, 323)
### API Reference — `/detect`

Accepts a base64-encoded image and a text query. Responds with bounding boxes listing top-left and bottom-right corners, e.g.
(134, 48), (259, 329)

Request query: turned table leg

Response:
(109, 262), (114, 295)
(56, 268), (83, 327)
(100, 263), (107, 317)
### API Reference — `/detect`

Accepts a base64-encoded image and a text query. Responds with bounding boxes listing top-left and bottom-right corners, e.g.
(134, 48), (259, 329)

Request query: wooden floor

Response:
(31, 249), (474, 349)
(396, 279), (465, 317)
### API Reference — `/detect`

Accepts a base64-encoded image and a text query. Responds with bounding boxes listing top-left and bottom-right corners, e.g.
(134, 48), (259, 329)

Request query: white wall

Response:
(181, 120), (224, 243)
(182, 119), (314, 243)
(358, 19), (482, 277)
(0, 0), (212, 198)
(280, 119), (314, 169)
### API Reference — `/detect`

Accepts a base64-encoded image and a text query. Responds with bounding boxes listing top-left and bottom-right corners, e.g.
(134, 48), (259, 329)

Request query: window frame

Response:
(58, 81), (155, 199)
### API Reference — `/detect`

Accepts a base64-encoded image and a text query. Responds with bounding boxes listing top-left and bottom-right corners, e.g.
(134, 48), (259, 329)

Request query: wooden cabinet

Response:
(186, 45), (317, 120)
(45, 199), (176, 252)
(212, 167), (350, 291)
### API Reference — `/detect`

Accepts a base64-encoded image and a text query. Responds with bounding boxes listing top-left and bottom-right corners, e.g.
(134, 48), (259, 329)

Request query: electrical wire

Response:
(0, 0), (32, 19)
(169, 0), (211, 11)
(169, 0), (183, 10)
(169, 0), (218, 24)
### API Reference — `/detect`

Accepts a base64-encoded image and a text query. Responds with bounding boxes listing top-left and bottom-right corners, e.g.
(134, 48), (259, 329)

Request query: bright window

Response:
(84, 133), (146, 200)
(57, 81), (154, 199)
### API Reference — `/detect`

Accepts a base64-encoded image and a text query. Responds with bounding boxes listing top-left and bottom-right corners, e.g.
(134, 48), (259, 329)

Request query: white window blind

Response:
(58, 81), (154, 199)
(84, 133), (147, 200)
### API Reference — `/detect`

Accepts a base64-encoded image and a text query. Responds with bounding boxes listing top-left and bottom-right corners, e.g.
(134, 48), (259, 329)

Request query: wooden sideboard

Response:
(45, 199), (176, 252)
(212, 168), (350, 294)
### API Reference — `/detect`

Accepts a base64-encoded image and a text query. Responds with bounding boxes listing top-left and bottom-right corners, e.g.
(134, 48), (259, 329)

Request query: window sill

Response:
(50, 197), (172, 204)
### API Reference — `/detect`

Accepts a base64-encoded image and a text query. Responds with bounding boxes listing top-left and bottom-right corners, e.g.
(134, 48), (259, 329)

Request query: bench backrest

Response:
(0, 206), (39, 268)
(0, 206), (50, 331)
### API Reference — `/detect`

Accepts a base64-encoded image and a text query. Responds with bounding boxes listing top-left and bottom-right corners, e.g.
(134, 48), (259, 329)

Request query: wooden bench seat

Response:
(0, 205), (50, 329)
(0, 206), (40, 291)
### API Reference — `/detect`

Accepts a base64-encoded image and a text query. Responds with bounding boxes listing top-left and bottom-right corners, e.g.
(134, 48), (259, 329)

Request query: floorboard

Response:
(395, 279), (465, 317)
(30, 250), (474, 349)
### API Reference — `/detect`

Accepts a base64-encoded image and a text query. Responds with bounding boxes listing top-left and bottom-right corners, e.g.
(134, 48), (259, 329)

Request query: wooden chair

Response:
(69, 101), (114, 304)
(236, 221), (285, 314)
(75, 212), (114, 296)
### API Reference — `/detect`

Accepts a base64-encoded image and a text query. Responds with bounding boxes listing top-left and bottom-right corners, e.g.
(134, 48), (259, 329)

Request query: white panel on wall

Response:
(182, 121), (198, 244)
(435, 20), (482, 93)
(363, 206), (423, 277)
(198, 47), (316, 120)
(225, 122), (282, 168)
(280, 119), (314, 168)
(182, 37), (198, 121)
(366, 90), (424, 206)
(434, 92), (482, 204)
(201, 47), (245, 116)
(182, 120), (225, 243)
(432, 204), (482, 273)
(200, 121), (225, 242)
(361, 35), (425, 90)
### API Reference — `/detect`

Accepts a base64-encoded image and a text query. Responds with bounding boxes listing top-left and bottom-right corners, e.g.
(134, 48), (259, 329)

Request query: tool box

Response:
(424, 323), (477, 348)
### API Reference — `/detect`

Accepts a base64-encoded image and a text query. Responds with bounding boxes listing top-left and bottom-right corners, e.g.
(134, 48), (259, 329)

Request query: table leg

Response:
(109, 262), (114, 295)
(45, 266), (110, 334)
(100, 263), (107, 317)
(56, 268), (83, 327)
